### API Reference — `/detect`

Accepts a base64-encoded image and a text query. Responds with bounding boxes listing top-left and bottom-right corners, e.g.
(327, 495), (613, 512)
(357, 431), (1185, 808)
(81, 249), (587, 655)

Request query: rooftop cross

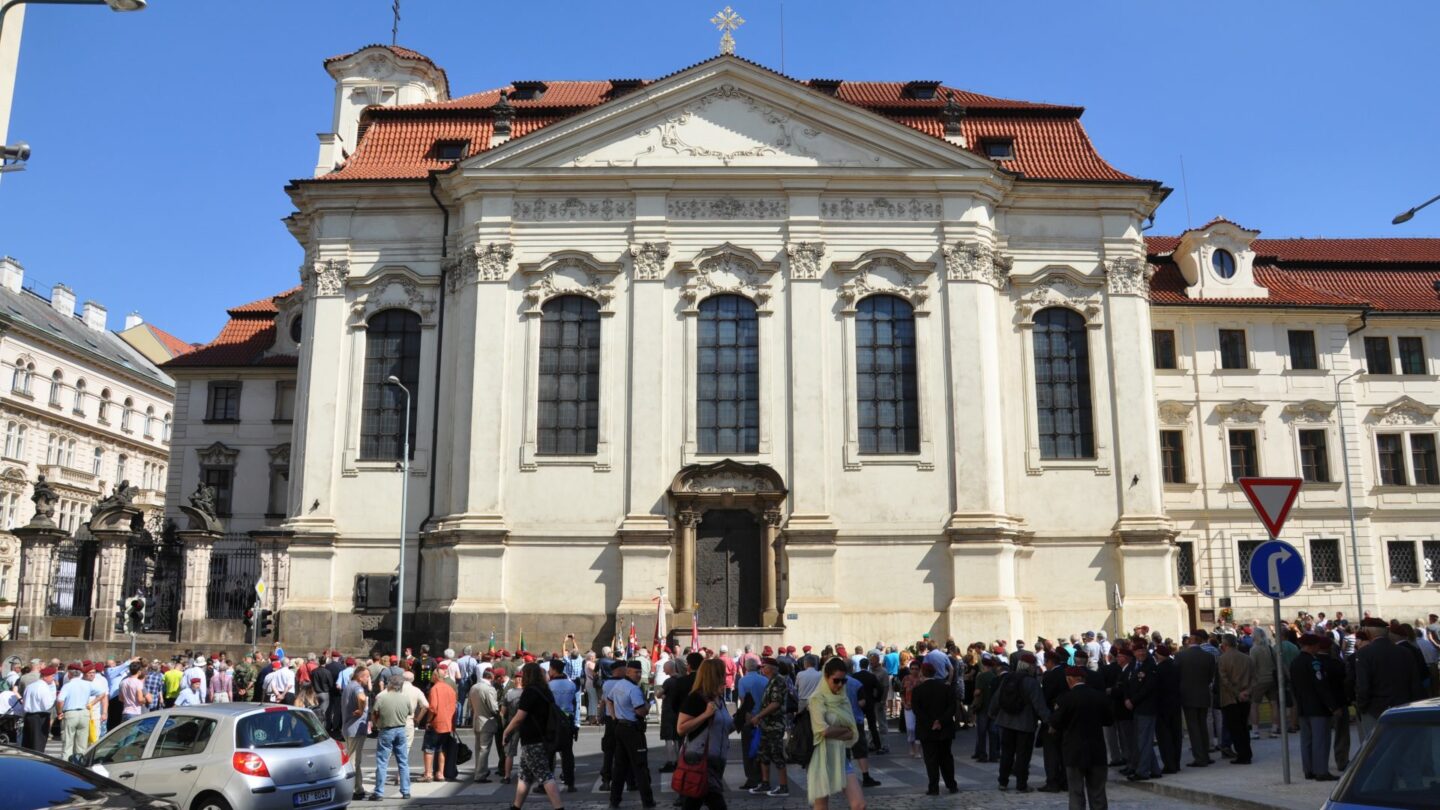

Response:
(390, 0), (401, 47)
(711, 6), (745, 55)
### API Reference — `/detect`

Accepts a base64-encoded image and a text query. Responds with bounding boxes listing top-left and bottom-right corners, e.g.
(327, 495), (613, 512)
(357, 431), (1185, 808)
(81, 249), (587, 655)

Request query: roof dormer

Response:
(1173, 217), (1268, 300)
(315, 44), (450, 177)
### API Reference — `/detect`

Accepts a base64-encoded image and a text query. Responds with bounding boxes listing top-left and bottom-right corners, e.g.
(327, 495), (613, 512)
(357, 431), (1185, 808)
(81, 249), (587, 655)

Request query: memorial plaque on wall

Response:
(51, 618), (86, 638)
(1199, 609), (1217, 624)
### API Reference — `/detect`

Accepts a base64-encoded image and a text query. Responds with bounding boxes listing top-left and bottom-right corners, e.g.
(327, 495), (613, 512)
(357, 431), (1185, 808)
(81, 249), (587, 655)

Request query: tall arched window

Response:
(537, 296), (600, 455)
(360, 309), (422, 460)
(11, 360), (32, 394)
(92, 447), (103, 476)
(48, 370), (63, 406)
(121, 397), (134, 431)
(144, 405), (155, 437)
(855, 295), (919, 454)
(1032, 307), (1094, 459)
(162, 413), (171, 441)
(99, 389), (112, 422)
(116, 453), (128, 482)
(697, 294), (759, 455)
(74, 379), (87, 415)
(45, 433), (59, 465)
(4, 422), (23, 458)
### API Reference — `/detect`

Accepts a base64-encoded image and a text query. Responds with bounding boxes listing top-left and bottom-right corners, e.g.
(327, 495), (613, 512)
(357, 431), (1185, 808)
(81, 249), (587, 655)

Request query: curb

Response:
(1113, 777), (1299, 810)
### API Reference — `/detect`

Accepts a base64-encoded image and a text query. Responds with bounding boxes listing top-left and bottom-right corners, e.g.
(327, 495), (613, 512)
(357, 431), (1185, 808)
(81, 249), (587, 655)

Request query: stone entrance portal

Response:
(668, 460), (786, 628)
(694, 509), (762, 627)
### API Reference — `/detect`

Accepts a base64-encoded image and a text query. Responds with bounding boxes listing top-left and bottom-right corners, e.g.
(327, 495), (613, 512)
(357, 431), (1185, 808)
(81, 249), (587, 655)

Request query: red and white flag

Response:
(627, 622), (638, 659)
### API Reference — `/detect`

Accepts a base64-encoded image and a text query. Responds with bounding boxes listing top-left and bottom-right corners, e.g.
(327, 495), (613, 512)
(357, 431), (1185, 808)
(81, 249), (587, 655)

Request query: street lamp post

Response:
(0, 0), (145, 45)
(386, 375), (411, 664)
(1335, 368), (1365, 619)
(1392, 193), (1440, 225)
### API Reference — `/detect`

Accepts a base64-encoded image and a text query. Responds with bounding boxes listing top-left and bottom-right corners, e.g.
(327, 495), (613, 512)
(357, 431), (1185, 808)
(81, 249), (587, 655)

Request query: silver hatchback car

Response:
(84, 703), (354, 810)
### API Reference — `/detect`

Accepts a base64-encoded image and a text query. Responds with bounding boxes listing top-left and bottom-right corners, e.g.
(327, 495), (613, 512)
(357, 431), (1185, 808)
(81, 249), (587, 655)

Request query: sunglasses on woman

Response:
(829, 677), (847, 685)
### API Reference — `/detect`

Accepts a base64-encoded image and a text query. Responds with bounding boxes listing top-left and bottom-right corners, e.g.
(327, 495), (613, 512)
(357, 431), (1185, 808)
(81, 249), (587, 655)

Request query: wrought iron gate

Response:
(121, 522), (184, 633)
(46, 536), (97, 618)
(207, 533), (259, 619)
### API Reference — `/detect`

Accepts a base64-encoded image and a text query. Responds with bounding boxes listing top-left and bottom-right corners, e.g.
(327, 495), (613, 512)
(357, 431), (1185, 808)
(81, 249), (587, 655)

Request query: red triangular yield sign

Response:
(1238, 477), (1303, 538)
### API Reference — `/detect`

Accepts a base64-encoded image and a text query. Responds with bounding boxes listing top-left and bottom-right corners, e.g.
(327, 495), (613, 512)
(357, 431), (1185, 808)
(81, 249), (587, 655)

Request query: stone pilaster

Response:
(783, 187), (834, 537)
(11, 525), (67, 641)
(1113, 529), (1185, 637)
(779, 533), (840, 642)
(287, 257), (351, 537)
(175, 529), (220, 643)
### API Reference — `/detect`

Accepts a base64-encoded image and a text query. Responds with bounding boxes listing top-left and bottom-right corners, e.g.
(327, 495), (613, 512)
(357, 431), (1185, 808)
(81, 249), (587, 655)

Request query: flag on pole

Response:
(488, 630), (496, 653)
(518, 628), (525, 653)
(627, 622), (638, 659)
(690, 606), (700, 652)
(651, 594), (666, 664)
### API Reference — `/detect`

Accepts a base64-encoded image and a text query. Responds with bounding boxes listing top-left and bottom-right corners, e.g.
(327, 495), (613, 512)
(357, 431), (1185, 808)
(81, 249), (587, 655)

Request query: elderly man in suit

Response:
(1217, 636), (1256, 765)
(1048, 665), (1113, 810)
(1175, 630), (1217, 767)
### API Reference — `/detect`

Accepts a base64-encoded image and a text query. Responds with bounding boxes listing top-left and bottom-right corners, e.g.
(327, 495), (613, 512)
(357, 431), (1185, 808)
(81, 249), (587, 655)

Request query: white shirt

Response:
(264, 667), (296, 702)
(22, 679), (56, 713)
(1083, 641), (1103, 670)
(182, 667), (208, 702)
(0, 690), (19, 716)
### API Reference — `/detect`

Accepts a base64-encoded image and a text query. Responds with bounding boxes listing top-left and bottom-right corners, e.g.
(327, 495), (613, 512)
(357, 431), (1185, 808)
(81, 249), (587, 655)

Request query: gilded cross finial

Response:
(711, 6), (744, 55)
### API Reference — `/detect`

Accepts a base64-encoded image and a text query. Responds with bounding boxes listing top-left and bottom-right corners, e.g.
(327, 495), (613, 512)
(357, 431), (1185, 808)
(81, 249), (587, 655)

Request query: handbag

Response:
(456, 741), (473, 765)
(670, 714), (711, 798)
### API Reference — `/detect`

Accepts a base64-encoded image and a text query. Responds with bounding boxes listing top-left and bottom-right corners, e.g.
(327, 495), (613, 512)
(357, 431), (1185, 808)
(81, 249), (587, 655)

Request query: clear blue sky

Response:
(2, 0), (1437, 344)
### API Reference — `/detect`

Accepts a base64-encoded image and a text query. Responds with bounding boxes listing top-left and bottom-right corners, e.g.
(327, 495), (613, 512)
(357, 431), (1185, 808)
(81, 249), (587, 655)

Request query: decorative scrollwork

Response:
(785, 242), (826, 281)
(447, 242), (514, 291)
(628, 241), (671, 281)
(942, 241), (1011, 288)
(1105, 257), (1157, 297)
(300, 259), (349, 298)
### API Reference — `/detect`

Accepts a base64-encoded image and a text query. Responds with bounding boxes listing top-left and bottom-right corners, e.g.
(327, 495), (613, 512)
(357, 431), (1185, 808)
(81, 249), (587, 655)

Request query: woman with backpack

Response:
(808, 657), (866, 810)
(674, 658), (735, 810)
(501, 661), (565, 810)
(987, 651), (1050, 793)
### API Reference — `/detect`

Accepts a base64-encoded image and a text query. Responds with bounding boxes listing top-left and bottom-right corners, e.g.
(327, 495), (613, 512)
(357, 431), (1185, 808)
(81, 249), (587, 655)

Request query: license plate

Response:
(293, 788), (334, 807)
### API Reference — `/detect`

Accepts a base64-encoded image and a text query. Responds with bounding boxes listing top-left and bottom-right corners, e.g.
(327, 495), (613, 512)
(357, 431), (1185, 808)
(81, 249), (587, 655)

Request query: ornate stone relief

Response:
(628, 241), (671, 281)
(820, 197), (941, 221)
(446, 242), (514, 291)
(268, 444), (291, 467)
(1157, 400), (1195, 426)
(785, 242), (826, 280)
(832, 250), (934, 314)
(514, 197), (634, 222)
(1105, 257), (1157, 297)
(300, 259), (350, 298)
(1368, 395), (1438, 426)
(668, 196), (787, 220)
(519, 252), (622, 316)
(1282, 399), (1336, 423)
(942, 241), (1011, 288)
(348, 274), (436, 327)
(1015, 272), (1103, 325)
(689, 471), (766, 492)
(197, 441), (239, 468)
(1214, 399), (1267, 423)
(676, 244), (779, 314)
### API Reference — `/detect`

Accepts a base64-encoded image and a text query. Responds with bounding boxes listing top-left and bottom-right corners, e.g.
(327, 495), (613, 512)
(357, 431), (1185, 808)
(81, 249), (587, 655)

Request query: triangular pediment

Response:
(463, 57), (990, 172)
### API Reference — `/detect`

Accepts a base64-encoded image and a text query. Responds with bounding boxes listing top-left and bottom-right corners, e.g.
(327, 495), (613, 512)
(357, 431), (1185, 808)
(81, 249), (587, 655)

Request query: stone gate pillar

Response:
(252, 530), (292, 631)
(87, 504), (143, 643)
(12, 524), (67, 641)
(175, 504), (225, 644)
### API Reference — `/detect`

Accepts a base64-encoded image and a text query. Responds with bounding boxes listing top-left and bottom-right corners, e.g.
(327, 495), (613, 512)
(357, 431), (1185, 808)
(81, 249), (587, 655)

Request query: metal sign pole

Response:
(130, 631), (136, 661)
(1272, 595), (1290, 784)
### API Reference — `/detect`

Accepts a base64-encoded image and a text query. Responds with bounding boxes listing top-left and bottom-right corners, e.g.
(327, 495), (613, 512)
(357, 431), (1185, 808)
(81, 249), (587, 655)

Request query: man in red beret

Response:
(22, 667), (58, 752)
(1151, 644), (1183, 775)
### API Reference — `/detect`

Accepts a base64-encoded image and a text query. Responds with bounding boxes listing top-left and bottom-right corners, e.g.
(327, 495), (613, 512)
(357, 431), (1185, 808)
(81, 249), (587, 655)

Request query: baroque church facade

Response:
(161, 45), (1440, 653)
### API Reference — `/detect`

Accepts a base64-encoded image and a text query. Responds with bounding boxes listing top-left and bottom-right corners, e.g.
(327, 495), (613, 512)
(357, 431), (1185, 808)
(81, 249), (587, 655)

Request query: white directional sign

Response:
(1249, 539), (1305, 600)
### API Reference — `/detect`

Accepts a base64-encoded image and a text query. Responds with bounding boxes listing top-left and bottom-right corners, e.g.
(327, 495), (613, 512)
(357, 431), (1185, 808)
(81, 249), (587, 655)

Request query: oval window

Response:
(289, 314), (303, 344)
(1212, 249), (1237, 279)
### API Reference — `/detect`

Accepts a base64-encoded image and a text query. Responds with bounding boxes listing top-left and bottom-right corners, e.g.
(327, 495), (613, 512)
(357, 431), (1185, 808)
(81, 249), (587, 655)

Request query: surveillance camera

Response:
(1, 142), (29, 162)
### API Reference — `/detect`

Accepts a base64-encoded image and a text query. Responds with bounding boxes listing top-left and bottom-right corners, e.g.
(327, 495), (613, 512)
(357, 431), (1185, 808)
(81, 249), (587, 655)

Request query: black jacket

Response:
(1048, 683), (1113, 769)
(1155, 657), (1182, 715)
(1175, 645), (1217, 710)
(1355, 637), (1424, 715)
(1290, 652), (1334, 717)
(1126, 658), (1160, 715)
(1109, 664), (1133, 721)
(911, 678), (958, 742)
(853, 670), (882, 709)
(1041, 665), (1069, 710)
(310, 664), (335, 697)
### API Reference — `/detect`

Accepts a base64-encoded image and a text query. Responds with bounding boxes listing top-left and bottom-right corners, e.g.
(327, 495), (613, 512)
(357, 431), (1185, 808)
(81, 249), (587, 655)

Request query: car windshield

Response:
(1337, 721), (1440, 810)
(236, 708), (329, 749)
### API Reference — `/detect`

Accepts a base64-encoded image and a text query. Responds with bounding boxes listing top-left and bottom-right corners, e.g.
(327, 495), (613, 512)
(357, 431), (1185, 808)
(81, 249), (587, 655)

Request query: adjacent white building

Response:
(0, 256), (176, 637)
(164, 45), (1440, 654)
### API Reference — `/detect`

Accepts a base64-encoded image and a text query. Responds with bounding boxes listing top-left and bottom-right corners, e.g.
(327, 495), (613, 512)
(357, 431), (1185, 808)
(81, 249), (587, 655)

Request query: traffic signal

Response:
(117, 598), (131, 634)
(126, 596), (145, 633)
(242, 607), (255, 643)
(258, 609), (273, 638)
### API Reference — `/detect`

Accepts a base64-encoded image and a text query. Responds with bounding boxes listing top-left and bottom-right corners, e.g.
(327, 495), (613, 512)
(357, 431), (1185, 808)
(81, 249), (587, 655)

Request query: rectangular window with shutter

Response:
(1387, 541), (1419, 585)
(1311, 538), (1342, 584)
(1377, 434), (1407, 486)
(1160, 430), (1186, 484)
(1152, 330), (1177, 370)
(1365, 337), (1394, 375)
(1299, 429), (1331, 483)
(1398, 337), (1426, 375)
(1287, 330), (1318, 370)
(1411, 434), (1439, 486)
(1228, 429), (1259, 480)
(1219, 329), (1248, 370)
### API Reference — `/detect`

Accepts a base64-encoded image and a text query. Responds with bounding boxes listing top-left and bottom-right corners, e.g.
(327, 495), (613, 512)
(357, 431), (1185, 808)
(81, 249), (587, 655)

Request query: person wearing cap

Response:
(1047, 665), (1111, 810)
(608, 659), (655, 808)
(22, 667), (58, 752)
(56, 665), (96, 762)
(989, 650), (1048, 792)
(1123, 641), (1161, 781)
(1151, 645), (1183, 774)
(735, 657), (767, 791)
(1217, 635), (1255, 765)
(468, 667), (499, 783)
(1291, 634), (1337, 781)
(547, 657), (581, 791)
(971, 654), (1002, 762)
(1037, 651), (1070, 793)
(265, 656), (297, 705)
(747, 657), (792, 797)
(175, 676), (204, 707)
(182, 657), (208, 704)
(911, 661), (959, 795)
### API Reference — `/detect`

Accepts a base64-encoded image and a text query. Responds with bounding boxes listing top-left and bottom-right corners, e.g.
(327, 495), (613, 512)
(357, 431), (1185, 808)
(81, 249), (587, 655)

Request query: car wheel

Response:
(191, 793), (232, 810)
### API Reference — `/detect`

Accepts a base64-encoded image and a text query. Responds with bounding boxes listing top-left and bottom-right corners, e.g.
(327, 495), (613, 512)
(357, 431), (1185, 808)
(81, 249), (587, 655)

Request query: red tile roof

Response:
(306, 57), (1140, 185)
(1147, 236), (1440, 312)
(144, 323), (198, 359)
(323, 44), (438, 68)
(164, 287), (300, 369)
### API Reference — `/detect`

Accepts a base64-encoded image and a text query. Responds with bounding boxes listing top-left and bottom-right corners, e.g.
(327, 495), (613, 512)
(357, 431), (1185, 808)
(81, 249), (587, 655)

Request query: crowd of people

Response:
(2, 610), (1436, 810)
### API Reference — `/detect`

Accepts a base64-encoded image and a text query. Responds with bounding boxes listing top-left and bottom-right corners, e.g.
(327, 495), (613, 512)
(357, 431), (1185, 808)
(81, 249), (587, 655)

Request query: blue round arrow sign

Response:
(1248, 539), (1305, 600)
